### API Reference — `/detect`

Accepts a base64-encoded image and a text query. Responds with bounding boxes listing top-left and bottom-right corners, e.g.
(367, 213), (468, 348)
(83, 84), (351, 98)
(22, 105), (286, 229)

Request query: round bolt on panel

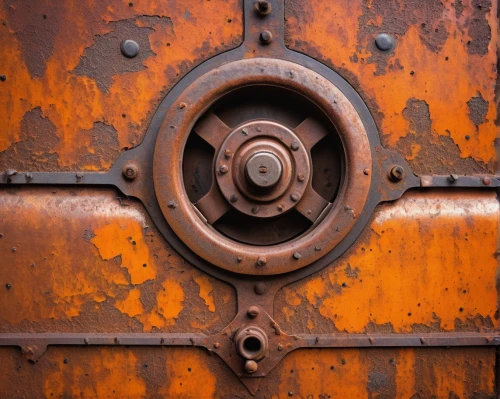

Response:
(254, 282), (266, 295)
(120, 39), (140, 58)
(389, 165), (404, 181)
(247, 306), (260, 318)
(259, 30), (272, 44)
(122, 164), (139, 180)
(375, 33), (394, 51)
(245, 360), (258, 374)
(255, 0), (271, 15)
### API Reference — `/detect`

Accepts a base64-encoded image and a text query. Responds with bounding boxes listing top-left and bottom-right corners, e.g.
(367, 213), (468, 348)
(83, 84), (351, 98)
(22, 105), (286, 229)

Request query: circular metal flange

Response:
(153, 58), (372, 275)
(215, 120), (310, 218)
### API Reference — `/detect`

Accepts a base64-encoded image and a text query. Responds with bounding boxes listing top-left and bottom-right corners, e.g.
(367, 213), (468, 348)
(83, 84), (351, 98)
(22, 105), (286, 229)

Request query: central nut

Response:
(245, 151), (283, 190)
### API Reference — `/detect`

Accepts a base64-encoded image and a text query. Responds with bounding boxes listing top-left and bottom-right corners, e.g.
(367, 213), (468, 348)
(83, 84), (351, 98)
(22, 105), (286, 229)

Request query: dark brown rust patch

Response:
(394, 98), (491, 174)
(355, 0), (448, 74)
(466, 0), (492, 56)
(0, 108), (60, 171)
(74, 122), (121, 169)
(366, 350), (397, 398)
(73, 17), (172, 92)
(454, 0), (464, 19)
(467, 91), (489, 127)
(7, 1), (58, 78)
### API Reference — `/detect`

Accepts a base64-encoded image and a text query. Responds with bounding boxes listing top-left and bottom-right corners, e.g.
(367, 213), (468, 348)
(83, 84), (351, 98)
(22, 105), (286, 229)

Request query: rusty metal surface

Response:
(0, 0), (499, 397)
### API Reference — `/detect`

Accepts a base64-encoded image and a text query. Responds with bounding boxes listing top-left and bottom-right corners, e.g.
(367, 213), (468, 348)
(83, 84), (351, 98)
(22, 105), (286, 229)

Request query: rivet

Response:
(6, 283), (11, 289)
(288, 392), (293, 397)
(167, 200), (177, 209)
(277, 344), (283, 351)
(120, 39), (140, 58)
(256, 0), (271, 15)
(297, 174), (305, 182)
(12, 247), (16, 252)
(219, 164), (229, 174)
(213, 342), (220, 349)
(114, 337), (120, 344)
(314, 246), (321, 251)
(230, 194), (239, 203)
(389, 165), (404, 181)
(257, 257), (267, 266)
(84, 338), (89, 345)
(224, 149), (232, 158)
(179, 102), (186, 109)
(256, 127), (262, 132)
(0, 75), (6, 82)
(277, 204), (284, 212)
(375, 33), (394, 51)
(237, 256), (243, 263)
(63, 358), (68, 364)
(251, 206), (260, 214)
(245, 360), (258, 374)
(290, 193), (300, 202)
(259, 30), (272, 44)
(290, 141), (299, 151)
(293, 252), (301, 260)
(25, 172), (33, 182)
(363, 168), (370, 176)
(448, 174), (459, 183)
(482, 177), (491, 186)
(76, 172), (84, 182)
(247, 306), (260, 318)
(254, 282), (267, 295)
(122, 164), (139, 180)
(242, 128), (248, 136)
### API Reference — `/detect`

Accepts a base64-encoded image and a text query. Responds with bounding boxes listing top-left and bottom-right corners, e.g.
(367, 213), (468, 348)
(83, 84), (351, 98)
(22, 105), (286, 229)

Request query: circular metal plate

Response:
(153, 58), (372, 275)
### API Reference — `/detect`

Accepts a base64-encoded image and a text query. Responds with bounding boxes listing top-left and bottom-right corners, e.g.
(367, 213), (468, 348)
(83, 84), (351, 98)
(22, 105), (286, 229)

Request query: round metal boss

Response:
(153, 58), (372, 275)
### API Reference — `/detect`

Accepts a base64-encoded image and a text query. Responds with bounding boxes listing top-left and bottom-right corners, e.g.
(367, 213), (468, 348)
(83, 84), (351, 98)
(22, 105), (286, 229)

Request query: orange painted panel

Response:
(0, 188), (236, 333)
(0, 0), (242, 170)
(276, 190), (499, 333)
(285, 0), (499, 174)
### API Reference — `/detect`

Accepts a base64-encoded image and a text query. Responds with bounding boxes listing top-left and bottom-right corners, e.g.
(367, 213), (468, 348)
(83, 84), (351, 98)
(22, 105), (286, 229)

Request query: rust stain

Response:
(43, 350), (146, 398)
(285, 0), (499, 173)
(277, 191), (499, 333)
(0, 0), (242, 170)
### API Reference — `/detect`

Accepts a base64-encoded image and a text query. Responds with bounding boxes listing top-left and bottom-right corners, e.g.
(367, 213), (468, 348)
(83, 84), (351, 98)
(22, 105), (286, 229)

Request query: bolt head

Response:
(224, 149), (232, 158)
(290, 141), (299, 151)
(363, 168), (370, 176)
(219, 164), (229, 174)
(256, 0), (271, 14)
(6, 283), (11, 289)
(230, 194), (239, 203)
(277, 204), (284, 212)
(256, 257), (267, 266)
(247, 306), (260, 318)
(122, 164), (139, 180)
(0, 75), (6, 82)
(213, 342), (220, 349)
(375, 33), (394, 51)
(389, 165), (404, 181)
(297, 173), (305, 182)
(290, 193), (300, 202)
(254, 282), (266, 295)
(293, 252), (301, 260)
(120, 39), (140, 58)
(259, 30), (272, 44)
(245, 360), (258, 374)
(482, 177), (491, 186)
(448, 174), (459, 183)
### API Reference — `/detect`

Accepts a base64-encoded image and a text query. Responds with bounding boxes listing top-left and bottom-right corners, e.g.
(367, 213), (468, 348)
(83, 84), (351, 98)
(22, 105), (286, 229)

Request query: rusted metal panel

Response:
(0, 347), (495, 398)
(285, 0), (499, 175)
(0, 188), (236, 333)
(0, 0), (243, 170)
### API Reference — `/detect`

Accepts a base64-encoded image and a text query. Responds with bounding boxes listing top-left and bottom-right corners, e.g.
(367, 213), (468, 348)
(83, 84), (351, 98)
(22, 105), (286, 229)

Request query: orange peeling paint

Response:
(282, 191), (499, 333)
(159, 348), (217, 398)
(194, 275), (215, 312)
(91, 221), (157, 285)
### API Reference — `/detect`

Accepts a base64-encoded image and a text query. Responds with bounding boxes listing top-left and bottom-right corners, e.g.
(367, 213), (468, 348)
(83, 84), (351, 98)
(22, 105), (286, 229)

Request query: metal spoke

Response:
(295, 186), (330, 223)
(195, 184), (231, 224)
(193, 112), (232, 149)
(294, 117), (328, 151)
